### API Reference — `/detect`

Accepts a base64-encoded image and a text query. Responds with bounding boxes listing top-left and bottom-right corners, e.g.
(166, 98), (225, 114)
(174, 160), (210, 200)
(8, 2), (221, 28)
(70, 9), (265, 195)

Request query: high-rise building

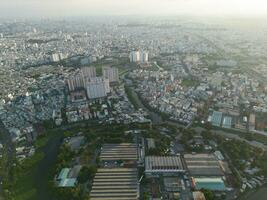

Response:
(81, 67), (96, 78)
(67, 67), (97, 91)
(67, 74), (84, 92)
(140, 51), (149, 63)
(86, 77), (110, 99)
(52, 53), (60, 62)
(102, 66), (119, 83)
(129, 51), (149, 63)
(129, 51), (140, 62)
(51, 53), (67, 62)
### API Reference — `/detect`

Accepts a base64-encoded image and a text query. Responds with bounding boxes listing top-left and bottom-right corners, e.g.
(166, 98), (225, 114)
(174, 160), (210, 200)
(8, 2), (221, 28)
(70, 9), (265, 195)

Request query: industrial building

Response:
(56, 165), (82, 187)
(100, 143), (138, 162)
(90, 168), (139, 200)
(145, 156), (185, 176)
(210, 111), (223, 126)
(192, 177), (226, 191)
(222, 116), (232, 128)
(184, 154), (224, 177)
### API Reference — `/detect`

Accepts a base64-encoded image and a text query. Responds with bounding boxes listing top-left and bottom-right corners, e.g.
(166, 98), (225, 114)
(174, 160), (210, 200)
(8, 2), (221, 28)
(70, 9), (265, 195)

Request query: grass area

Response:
(181, 78), (200, 88)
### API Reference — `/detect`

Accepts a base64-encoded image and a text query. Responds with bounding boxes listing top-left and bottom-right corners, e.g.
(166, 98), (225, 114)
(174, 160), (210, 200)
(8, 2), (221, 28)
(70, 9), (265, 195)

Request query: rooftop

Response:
(193, 177), (226, 191)
(145, 156), (185, 173)
(90, 168), (138, 200)
(184, 154), (223, 176)
(100, 143), (138, 161)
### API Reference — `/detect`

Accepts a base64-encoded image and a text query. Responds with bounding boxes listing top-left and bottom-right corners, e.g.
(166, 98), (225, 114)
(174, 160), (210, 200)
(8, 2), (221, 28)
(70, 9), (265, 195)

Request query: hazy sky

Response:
(1, 0), (267, 18)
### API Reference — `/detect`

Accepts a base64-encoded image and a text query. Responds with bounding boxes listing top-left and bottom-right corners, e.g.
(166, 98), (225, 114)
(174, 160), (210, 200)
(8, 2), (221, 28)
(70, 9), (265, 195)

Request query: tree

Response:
(201, 189), (215, 200)
(204, 122), (212, 130)
(77, 166), (97, 184)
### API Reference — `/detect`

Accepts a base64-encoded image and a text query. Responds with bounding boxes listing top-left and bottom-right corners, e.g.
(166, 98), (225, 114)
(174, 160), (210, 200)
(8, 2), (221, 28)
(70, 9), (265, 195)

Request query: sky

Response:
(1, 0), (267, 18)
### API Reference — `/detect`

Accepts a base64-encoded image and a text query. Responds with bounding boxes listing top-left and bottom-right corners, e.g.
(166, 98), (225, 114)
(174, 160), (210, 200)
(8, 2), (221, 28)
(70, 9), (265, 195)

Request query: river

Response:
(35, 133), (63, 200)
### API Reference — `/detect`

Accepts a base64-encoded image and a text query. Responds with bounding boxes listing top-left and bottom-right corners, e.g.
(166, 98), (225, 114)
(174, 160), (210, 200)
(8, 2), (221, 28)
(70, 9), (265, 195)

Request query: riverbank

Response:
(12, 130), (63, 200)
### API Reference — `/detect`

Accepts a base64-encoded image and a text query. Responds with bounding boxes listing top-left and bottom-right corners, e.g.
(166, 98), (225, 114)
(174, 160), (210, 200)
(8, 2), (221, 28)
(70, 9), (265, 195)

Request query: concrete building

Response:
(81, 66), (96, 80)
(67, 74), (84, 92)
(129, 51), (149, 63)
(86, 77), (110, 99)
(140, 51), (149, 63)
(51, 53), (60, 62)
(249, 113), (256, 130)
(102, 66), (119, 83)
(129, 51), (140, 63)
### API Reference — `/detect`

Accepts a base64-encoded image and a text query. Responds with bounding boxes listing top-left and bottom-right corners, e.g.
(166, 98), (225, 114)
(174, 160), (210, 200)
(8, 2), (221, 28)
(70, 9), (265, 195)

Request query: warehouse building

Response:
(90, 168), (139, 200)
(192, 177), (226, 191)
(184, 154), (224, 177)
(222, 116), (232, 129)
(100, 143), (138, 162)
(145, 156), (185, 177)
(210, 111), (223, 126)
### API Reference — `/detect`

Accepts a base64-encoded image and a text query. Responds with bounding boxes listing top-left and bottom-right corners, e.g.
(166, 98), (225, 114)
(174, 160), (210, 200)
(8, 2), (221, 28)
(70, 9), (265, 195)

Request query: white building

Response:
(51, 53), (67, 62)
(129, 51), (140, 62)
(86, 77), (110, 99)
(140, 51), (149, 63)
(52, 53), (60, 62)
(67, 67), (97, 91)
(102, 66), (119, 83)
(129, 51), (149, 63)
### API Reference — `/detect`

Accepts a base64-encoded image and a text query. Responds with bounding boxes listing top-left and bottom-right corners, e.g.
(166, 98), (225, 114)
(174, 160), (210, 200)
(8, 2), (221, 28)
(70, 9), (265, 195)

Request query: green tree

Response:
(77, 166), (97, 184)
(201, 189), (215, 200)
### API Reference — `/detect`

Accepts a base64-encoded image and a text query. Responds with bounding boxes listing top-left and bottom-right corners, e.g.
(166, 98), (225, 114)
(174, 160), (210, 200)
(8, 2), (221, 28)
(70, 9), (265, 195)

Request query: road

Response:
(193, 127), (267, 151)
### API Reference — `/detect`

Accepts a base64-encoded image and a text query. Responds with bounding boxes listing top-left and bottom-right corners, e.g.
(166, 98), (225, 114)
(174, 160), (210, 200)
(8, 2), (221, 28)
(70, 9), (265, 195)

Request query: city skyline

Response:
(1, 0), (267, 18)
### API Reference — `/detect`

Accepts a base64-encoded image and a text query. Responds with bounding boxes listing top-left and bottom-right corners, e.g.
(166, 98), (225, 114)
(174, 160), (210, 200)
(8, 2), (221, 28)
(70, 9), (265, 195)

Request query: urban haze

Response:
(0, 1), (267, 200)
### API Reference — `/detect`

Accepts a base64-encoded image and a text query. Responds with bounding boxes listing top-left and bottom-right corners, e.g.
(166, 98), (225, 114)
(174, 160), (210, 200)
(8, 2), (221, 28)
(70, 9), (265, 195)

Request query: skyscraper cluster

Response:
(129, 51), (149, 63)
(67, 66), (118, 99)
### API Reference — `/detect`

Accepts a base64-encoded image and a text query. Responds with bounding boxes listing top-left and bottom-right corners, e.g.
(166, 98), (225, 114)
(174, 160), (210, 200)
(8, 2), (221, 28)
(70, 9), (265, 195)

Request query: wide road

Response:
(193, 127), (267, 151)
